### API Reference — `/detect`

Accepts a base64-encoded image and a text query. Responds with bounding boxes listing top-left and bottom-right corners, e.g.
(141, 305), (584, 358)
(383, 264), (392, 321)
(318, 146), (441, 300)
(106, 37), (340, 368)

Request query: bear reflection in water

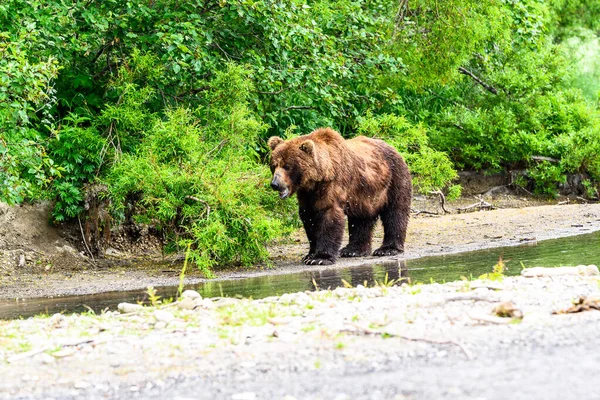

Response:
(308, 260), (409, 290)
(268, 128), (412, 265)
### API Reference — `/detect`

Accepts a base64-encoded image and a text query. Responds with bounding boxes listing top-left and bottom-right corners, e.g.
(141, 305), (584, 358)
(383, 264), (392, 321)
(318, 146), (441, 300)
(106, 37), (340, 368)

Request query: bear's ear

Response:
(267, 136), (284, 151)
(299, 140), (315, 156)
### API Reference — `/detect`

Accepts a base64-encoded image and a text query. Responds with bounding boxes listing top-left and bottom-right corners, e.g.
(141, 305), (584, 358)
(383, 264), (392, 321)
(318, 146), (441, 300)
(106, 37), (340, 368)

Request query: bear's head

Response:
(267, 135), (333, 199)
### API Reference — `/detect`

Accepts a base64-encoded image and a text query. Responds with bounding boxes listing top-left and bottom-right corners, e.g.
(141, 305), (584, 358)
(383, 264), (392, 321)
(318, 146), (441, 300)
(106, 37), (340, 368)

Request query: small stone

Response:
(154, 321), (167, 330)
(177, 297), (196, 310)
(35, 352), (56, 365)
(215, 298), (240, 309)
(47, 313), (67, 329)
(493, 301), (523, 319)
(181, 290), (202, 300)
(74, 381), (91, 389)
(153, 310), (175, 323)
(196, 298), (214, 309)
(118, 303), (143, 314)
(104, 247), (121, 257)
(53, 348), (76, 358)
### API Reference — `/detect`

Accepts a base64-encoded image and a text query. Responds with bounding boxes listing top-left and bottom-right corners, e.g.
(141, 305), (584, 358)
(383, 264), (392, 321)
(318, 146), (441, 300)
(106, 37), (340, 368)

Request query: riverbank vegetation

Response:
(1, 0), (599, 271)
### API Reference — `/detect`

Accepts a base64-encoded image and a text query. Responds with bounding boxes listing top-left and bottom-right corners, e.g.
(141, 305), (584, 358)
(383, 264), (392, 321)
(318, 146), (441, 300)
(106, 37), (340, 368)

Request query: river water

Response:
(1, 231), (599, 319)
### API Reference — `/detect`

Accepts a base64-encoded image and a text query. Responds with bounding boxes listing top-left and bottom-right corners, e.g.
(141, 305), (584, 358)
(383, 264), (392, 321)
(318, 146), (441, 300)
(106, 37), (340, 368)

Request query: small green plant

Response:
(446, 184), (463, 201)
(341, 279), (353, 288)
(583, 179), (599, 199)
(177, 243), (192, 298)
(145, 285), (161, 307)
(479, 257), (506, 281)
(374, 272), (401, 288)
(527, 162), (566, 198)
(408, 283), (423, 295)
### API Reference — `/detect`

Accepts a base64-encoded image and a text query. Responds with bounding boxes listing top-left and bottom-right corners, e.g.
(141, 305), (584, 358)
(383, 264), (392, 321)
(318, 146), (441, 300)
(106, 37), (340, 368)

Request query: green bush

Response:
(107, 65), (295, 275)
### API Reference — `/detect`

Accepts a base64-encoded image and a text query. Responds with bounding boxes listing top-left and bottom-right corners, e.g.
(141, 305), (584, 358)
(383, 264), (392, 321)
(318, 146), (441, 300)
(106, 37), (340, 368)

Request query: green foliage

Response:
(357, 113), (457, 192)
(3, 0), (600, 271)
(391, 0), (511, 87)
(527, 162), (566, 198)
(446, 185), (463, 201)
(107, 65), (295, 274)
(48, 115), (106, 221)
(479, 257), (506, 281)
(0, 28), (60, 204)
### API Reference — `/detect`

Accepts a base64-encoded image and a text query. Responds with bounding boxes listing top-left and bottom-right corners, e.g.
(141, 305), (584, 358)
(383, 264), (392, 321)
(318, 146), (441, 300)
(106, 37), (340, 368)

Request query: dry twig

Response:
(345, 322), (474, 360)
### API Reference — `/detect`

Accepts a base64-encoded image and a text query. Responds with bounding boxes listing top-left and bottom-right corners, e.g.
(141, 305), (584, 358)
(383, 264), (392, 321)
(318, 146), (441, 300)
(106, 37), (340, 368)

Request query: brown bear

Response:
(268, 128), (412, 265)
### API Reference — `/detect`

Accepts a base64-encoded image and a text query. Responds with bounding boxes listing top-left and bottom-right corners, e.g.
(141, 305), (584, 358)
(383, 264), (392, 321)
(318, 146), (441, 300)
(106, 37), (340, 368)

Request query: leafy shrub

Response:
(107, 65), (295, 275)
(48, 115), (106, 221)
(0, 29), (60, 204)
(527, 162), (566, 198)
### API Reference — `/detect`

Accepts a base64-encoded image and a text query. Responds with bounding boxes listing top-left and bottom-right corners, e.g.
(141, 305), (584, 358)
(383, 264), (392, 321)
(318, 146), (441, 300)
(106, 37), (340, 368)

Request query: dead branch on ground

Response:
(457, 196), (495, 213)
(345, 322), (474, 360)
(429, 190), (449, 214)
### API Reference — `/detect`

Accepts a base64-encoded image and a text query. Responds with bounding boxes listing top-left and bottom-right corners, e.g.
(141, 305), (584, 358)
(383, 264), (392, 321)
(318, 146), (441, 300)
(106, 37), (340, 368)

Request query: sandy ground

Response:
(1, 197), (600, 300)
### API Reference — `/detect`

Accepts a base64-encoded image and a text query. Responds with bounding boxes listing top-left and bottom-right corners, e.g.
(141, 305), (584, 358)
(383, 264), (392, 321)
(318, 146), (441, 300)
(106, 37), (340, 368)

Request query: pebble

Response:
(35, 352), (56, 365)
(154, 321), (167, 330)
(177, 297), (196, 310)
(74, 381), (91, 389)
(118, 302), (144, 313)
(181, 290), (202, 299)
(153, 310), (175, 323)
(47, 313), (67, 329)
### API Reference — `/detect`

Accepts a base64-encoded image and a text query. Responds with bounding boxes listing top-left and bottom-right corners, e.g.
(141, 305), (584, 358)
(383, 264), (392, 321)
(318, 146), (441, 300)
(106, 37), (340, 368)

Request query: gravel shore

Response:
(1, 270), (599, 399)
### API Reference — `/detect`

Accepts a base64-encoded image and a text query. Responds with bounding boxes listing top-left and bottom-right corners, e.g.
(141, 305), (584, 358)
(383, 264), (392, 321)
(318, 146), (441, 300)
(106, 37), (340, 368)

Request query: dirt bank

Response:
(1, 196), (600, 300)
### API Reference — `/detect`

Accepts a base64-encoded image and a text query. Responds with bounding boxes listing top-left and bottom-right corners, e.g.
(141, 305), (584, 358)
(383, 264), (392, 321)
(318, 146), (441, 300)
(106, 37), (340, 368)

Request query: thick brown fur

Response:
(269, 128), (412, 265)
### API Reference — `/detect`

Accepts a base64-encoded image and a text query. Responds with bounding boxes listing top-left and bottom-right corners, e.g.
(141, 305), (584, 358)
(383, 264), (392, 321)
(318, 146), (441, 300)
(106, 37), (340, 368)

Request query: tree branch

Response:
(458, 67), (498, 95)
(281, 106), (315, 112)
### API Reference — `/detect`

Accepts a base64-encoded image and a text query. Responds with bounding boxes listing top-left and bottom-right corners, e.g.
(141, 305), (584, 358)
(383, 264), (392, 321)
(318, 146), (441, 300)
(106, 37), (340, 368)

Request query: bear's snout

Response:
(270, 175), (290, 199)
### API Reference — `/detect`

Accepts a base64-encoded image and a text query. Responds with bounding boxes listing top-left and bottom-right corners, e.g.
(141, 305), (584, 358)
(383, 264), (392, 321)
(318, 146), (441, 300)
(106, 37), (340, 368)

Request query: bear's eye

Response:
(269, 164), (275, 173)
(283, 164), (291, 171)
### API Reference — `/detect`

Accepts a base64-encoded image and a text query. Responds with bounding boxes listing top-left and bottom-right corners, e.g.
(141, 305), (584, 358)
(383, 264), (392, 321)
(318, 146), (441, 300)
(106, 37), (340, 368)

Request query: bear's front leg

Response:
(299, 206), (317, 262)
(304, 206), (344, 265)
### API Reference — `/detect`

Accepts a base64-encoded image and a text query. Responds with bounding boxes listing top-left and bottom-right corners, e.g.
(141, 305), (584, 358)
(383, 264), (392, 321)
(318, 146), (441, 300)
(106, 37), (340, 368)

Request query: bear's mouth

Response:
(279, 188), (290, 199)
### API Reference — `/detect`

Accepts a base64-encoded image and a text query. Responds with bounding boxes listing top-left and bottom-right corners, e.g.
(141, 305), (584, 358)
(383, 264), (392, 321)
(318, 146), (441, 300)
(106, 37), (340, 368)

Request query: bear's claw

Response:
(304, 258), (334, 266)
(302, 253), (315, 262)
(373, 247), (403, 257)
(340, 247), (370, 258)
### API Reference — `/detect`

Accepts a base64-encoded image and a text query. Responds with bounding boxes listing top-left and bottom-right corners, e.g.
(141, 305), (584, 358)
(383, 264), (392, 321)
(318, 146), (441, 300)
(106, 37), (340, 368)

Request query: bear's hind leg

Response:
(373, 206), (409, 257)
(340, 216), (377, 257)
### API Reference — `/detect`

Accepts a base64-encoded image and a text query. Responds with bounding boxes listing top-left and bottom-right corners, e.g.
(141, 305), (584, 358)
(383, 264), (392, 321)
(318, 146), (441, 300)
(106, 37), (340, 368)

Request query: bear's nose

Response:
(270, 180), (280, 191)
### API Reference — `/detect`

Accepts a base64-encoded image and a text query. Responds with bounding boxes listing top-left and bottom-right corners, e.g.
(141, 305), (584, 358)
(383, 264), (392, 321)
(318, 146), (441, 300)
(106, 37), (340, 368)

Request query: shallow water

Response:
(1, 231), (599, 319)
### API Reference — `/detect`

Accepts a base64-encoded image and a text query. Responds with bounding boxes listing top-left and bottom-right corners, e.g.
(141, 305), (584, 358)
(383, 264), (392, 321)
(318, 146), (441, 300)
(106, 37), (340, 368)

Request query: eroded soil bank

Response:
(1, 198), (600, 300)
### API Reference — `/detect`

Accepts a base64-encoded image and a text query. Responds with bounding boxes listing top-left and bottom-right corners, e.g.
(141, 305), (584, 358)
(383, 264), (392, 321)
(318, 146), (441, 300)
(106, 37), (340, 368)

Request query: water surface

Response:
(1, 231), (599, 319)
